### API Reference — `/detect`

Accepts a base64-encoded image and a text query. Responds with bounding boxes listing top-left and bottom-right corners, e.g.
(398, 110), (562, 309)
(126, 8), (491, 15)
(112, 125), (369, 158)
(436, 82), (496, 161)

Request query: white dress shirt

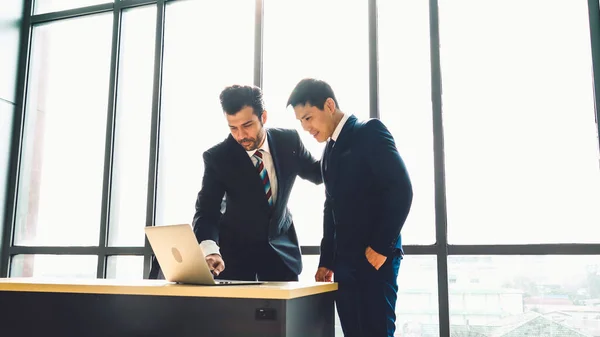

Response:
(199, 135), (278, 257)
(246, 136), (278, 205)
(331, 113), (350, 142)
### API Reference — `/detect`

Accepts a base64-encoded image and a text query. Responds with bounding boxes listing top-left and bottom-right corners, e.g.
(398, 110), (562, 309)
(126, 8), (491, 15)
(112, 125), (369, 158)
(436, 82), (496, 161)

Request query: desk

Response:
(0, 278), (337, 337)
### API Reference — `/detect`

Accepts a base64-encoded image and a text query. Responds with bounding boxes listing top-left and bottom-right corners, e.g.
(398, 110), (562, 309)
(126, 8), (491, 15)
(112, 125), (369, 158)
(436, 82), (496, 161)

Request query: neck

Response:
(256, 129), (267, 149)
(331, 110), (344, 130)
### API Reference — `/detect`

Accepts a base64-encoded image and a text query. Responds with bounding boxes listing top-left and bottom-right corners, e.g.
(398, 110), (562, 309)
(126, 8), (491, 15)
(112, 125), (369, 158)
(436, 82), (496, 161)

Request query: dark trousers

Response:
(334, 254), (401, 337)
(216, 243), (298, 282)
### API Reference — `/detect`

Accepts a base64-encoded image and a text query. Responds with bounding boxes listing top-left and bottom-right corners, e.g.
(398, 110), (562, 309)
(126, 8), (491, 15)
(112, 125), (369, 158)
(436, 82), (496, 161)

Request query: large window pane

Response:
(0, 0), (23, 101)
(156, 0), (254, 226)
(14, 14), (113, 246)
(440, 0), (600, 244)
(262, 0), (369, 246)
(0, 101), (13, 242)
(108, 5), (156, 247)
(10, 254), (97, 278)
(394, 256), (440, 337)
(106, 255), (144, 280)
(34, 0), (113, 15)
(449, 255), (600, 337)
(378, 0), (434, 245)
(302, 255), (439, 337)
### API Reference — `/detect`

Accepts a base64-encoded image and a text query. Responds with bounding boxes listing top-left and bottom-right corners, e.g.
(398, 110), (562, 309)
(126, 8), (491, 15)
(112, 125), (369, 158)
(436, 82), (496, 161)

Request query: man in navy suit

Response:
(288, 78), (413, 337)
(150, 84), (322, 281)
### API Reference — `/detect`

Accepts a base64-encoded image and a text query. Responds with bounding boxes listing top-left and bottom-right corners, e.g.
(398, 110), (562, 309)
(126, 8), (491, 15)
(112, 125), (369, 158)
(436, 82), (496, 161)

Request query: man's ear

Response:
(325, 98), (336, 114)
(261, 110), (268, 124)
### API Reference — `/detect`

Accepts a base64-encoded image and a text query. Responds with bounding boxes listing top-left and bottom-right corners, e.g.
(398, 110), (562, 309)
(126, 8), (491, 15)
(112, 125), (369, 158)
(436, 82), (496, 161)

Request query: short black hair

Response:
(219, 84), (265, 117)
(286, 78), (340, 110)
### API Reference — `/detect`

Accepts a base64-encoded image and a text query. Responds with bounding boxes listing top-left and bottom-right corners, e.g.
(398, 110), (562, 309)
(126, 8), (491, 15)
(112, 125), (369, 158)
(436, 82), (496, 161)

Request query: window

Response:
(439, 0), (600, 244)
(14, 13), (113, 246)
(449, 255), (600, 336)
(106, 255), (144, 279)
(108, 5), (157, 247)
(0, 0), (22, 100)
(0, 0), (22, 237)
(262, 0), (370, 246)
(10, 254), (97, 278)
(394, 256), (440, 336)
(378, 0), (435, 244)
(4, 1), (600, 336)
(0, 102), (13, 239)
(155, 0), (255, 227)
(450, 294), (464, 311)
(33, 0), (113, 15)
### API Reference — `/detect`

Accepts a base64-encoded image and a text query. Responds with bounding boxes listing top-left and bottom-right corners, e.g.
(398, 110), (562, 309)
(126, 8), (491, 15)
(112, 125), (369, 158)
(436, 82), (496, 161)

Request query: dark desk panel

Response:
(0, 278), (337, 337)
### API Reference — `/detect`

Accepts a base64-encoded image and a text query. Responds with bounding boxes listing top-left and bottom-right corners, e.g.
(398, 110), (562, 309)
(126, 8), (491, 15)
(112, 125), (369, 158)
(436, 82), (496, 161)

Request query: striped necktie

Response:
(253, 150), (273, 206)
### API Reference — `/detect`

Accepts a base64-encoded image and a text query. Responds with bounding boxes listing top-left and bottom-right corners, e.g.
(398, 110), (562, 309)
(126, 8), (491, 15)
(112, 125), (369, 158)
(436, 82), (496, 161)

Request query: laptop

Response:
(145, 224), (263, 286)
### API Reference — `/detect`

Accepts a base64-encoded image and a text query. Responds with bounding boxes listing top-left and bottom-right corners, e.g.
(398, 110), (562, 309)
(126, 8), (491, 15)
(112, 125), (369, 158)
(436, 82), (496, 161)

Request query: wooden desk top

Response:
(0, 277), (337, 299)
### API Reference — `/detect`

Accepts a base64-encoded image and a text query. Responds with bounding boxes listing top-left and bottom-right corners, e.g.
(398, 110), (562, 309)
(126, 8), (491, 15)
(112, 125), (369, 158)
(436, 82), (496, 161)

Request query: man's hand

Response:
(206, 254), (225, 277)
(315, 267), (334, 282)
(365, 246), (387, 270)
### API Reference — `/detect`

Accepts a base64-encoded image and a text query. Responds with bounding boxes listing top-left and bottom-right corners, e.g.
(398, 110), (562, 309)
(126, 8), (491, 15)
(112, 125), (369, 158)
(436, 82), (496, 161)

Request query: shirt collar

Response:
(247, 132), (270, 157)
(331, 113), (350, 142)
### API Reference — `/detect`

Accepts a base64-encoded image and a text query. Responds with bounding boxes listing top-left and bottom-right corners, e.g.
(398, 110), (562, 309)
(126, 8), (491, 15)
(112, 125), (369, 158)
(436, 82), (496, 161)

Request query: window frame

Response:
(3, 1), (600, 336)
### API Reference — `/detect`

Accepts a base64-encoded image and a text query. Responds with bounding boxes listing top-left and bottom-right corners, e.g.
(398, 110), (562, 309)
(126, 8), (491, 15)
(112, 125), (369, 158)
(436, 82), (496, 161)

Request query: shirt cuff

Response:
(199, 240), (221, 257)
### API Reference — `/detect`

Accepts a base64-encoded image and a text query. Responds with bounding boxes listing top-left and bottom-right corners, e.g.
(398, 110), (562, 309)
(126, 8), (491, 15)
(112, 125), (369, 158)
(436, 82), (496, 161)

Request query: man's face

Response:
(293, 99), (336, 143)
(226, 106), (267, 151)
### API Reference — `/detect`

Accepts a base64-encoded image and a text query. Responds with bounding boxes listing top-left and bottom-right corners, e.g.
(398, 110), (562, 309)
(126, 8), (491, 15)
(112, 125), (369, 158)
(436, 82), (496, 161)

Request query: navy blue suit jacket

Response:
(319, 115), (413, 270)
(149, 128), (322, 279)
(192, 128), (322, 276)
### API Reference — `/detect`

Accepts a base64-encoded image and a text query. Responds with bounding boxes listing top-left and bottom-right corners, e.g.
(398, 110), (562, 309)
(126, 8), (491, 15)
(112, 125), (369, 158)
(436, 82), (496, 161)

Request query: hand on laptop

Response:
(206, 254), (225, 277)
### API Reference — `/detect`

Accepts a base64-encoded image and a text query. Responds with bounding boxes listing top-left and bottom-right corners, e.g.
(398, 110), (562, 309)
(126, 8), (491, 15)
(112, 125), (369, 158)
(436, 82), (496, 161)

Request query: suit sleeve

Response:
(364, 119), (413, 257)
(294, 130), (323, 185)
(318, 195), (335, 270)
(192, 151), (226, 244)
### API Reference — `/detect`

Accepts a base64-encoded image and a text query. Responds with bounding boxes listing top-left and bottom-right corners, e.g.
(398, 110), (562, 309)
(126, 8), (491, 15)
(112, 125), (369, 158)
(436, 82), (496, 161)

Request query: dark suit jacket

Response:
(319, 115), (413, 270)
(191, 128), (322, 276)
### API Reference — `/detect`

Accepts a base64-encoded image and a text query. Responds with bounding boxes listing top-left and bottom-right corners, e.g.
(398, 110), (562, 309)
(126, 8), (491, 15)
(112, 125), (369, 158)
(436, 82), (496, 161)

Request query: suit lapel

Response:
(266, 129), (283, 209)
(326, 115), (358, 193)
(226, 135), (268, 205)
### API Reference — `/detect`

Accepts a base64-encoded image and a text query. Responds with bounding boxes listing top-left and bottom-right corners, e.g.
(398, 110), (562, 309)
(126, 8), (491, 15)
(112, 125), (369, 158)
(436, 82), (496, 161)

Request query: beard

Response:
(238, 129), (265, 151)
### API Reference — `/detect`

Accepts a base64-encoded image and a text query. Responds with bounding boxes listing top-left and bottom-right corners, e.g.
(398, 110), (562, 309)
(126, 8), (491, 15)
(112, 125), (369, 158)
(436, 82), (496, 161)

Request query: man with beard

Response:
(150, 84), (322, 281)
